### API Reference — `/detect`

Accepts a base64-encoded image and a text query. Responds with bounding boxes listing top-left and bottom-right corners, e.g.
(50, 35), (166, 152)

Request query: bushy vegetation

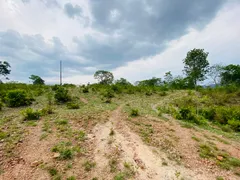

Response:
(5, 89), (33, 107)
(21, 108), (41, 120)
(54, 87), (71, 103)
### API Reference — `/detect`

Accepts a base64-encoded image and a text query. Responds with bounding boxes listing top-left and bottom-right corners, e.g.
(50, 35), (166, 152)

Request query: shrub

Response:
(159, 91), (167, 96)
(0, 101), (2, 110)
(54, 87), (70, 103)
(5, 90), (33, 107)
(21, 108), (41, 120)
(130, 109), (139, 117)
(82, 87), (89, 93)
(101, 89), (114, 98)
(67, 102), (80, 109)
(199, 107), (216, 121)
(41, 105), (54, 115)
(52, 142), (74, 160)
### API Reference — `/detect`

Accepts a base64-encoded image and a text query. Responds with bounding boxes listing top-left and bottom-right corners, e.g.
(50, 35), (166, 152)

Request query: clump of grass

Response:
(0, 130), (7, 140)
(109, 128), (115, 136)
(109, 158), (118, 172)
(21, 108), (41, 120)
(130, 109), (139, 117)
(75, 130), (86, 141)
(67, 176), (76, 180)
(114, 162), (135, 180)
(48, 167), (58, 176)
(191, 136), (201, 142)
(51, 142), (74, 160)
(67, 102), (80, 109)
(216, 176), (224, 180)
(199, 144), (216, 158)
(55, 119), (68, 125)
(83, 160), (96, 171)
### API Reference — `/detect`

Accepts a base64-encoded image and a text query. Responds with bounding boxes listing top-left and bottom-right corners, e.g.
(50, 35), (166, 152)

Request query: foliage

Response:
(67, 102), (80, 109)
(0, 61), (11, 79)
(52, 142), (75, 160)
(83, 161), (96, 171)
(183, 48), (209, 87)
(220, 64), (240, 85)
(21, 108), (41, 120)
(115, 78), (131, 86)
(29, 75), (45, 85)
(5, 89), (33, 107)
(137, 77), (162, 86)
(208, 64), (223, 85)
(130, 109), (139, 117)
(54, 87), (71, 103)
(94, 70), (114, 84)
(82, 87), (89, 93)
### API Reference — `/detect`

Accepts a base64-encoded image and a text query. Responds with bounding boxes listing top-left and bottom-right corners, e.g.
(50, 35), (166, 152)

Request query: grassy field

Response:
(0, 84), (240, 180)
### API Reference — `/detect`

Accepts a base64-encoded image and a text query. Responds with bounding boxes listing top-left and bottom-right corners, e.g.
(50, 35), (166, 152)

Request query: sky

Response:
(0, 0), (240, 84)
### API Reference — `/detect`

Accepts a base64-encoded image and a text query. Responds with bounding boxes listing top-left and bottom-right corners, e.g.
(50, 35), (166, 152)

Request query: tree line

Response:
(0, 48), (239, 88)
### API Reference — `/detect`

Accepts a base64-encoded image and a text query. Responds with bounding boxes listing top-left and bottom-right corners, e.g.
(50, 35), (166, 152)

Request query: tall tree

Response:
(164, 71), (173, 85)
(208, 64), (223, 85)
(183, 48), (209, 87)
(94, 70), (114, 84)
(220, 64), (240, 85)
(29, 75), (45, 85)
(0, 61), (11, 80)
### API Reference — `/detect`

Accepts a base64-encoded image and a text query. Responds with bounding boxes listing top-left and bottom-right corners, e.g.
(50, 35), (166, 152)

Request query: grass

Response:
(109, 128), (115, 136)
(191, 136), (201, 142)
(109, 158), (118, 172)
(51, 142), (75, 160)
(83, 160), (96, 171)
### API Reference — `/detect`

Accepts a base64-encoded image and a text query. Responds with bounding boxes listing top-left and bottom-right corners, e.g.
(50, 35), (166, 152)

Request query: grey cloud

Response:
(73, 0), (225, 68)
(64, 3), (82, 18)
(0, 30), (91, 82)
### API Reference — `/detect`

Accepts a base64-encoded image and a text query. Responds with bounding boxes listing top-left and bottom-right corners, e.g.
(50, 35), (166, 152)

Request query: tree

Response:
(137, 77), (162, 86)
(0, 61), (11, 80)
(208, 64), (223, 85)
(115, 78), (131, 85)
(183, 49), (209, 87)
(164, 71), (173, 85)
(220, 64), (240, 85)
(94, 70), (114, 84)
(29, 75), (45, 85)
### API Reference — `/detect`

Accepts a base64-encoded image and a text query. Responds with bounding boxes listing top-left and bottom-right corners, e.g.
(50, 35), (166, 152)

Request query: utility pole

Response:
(60, 60), (62, 85)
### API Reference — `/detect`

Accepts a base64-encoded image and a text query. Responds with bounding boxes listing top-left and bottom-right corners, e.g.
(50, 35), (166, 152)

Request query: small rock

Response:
(53, 153), (60, 158)
(217, 156), (223, 161)
(31, 160), (42, 167)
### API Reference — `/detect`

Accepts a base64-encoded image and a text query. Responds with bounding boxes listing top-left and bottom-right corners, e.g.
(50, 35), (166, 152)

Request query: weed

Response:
(67, 176), (76, 180)
(54, 87), (70, 103)
(109, 158), (118, 172)
(130, 109), (139, 117)
(51, 142), (74, 160)
(216, 177), (224, 180)
(109, 128), (115, 136)
(48, 167), (58, 176)
(67, 102), (80, 109)
(83, 160), (96, 171)
(191, 136), (201, 142)
(199, 144), (215, 158)
(55, 119), (68, 125)
(21, 108), (41, 120)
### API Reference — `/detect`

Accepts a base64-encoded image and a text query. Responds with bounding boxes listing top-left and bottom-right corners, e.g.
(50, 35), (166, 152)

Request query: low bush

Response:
(130, 109), (139, 117)
(41, 105), (54, 115)
(82, 87), (89, 93)
(101, 89), (115, 99)
(52, 141), (74, 160)
(21, 108), (41, 120)
(67, 102), (80, 109)
(54, 87), (71, 103)
(5, 89), (33, 107)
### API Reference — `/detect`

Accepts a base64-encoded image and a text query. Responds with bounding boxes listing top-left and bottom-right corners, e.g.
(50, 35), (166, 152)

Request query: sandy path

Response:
(91, 106), (226, 180)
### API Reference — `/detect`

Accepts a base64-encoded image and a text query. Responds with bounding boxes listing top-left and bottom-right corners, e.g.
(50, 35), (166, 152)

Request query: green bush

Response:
(54, 87), (70, 103)
(101, 89), (115, 99)
(0, 101), (2, 110)
(67, 102), (80, 109)
(41, 105), (54, 115)
(82, 87), (89, 93)
(5, 90), (33, 107)
(21, 108), (41, 120)
(130, 109), (139, 117)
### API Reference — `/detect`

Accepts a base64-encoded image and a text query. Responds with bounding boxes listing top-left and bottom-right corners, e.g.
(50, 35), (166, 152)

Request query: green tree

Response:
(137, 77), (162, 86)
(115, 78), (131, 85)
(0, 61), (11, 80)
(183, 49), (209, 87)
(94, 70), (114, 84)
(164, 71), (173, 85)
(220, 64), (240, 85)
(29, 75), (45, 85)
(208, 64), (223, 85)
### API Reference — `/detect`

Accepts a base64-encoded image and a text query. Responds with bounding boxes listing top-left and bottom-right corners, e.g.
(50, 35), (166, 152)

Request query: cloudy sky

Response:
(0, 0), (240, 84)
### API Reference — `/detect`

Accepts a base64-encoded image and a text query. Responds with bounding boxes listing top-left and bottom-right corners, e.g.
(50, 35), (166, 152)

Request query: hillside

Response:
(0, 84), (239, 180)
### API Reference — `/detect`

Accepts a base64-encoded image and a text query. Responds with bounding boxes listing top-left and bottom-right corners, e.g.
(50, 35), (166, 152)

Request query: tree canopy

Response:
(29, 75), (45, 85)
(94, 70), (114, 84)
(220, 64), (240, 85)
(0, 61), (11, 80)
(183, 49), (209, 87)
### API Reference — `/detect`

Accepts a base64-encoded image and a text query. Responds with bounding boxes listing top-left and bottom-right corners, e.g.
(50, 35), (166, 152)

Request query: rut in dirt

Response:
(91, 106), (221, 180)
